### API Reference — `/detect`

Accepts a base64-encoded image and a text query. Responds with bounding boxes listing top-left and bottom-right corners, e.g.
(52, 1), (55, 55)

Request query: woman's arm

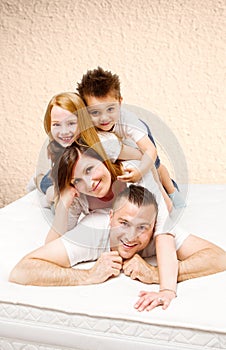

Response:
(133, 234), (178, 311)
(45, 185), (80, 244)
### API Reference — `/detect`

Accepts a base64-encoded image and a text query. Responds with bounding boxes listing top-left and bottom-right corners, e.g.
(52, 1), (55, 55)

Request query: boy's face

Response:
(109, 199), (156, 260)
(85, 94), (122, 132)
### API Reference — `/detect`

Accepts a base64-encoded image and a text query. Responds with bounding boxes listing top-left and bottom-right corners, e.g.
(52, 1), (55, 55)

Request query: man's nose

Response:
(124, 226), (136, 242)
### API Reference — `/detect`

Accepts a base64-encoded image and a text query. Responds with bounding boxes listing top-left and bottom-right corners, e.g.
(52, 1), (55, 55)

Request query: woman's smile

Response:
(71, 152), (112, 198)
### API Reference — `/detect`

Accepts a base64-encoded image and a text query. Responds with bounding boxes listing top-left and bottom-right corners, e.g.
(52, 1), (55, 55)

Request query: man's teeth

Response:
(121, 240), (136, 247)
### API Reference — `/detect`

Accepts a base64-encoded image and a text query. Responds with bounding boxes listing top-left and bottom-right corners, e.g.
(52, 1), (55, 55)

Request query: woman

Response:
(46, 140), (170, 243)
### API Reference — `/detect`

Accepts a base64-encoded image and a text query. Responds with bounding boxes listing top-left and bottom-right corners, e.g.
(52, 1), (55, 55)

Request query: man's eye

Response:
(69, 121), (77, 126)
(138, 225), (148, 232)
(52, 123), (60, 127)
(120, 221), (128, 227)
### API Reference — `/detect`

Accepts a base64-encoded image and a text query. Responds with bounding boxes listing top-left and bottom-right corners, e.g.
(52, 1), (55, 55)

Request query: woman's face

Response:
(50, 106), (79, 147)
(71, 152), (112, 198)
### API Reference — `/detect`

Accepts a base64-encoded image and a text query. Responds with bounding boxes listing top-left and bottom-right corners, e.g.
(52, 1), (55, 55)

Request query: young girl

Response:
(35, 92), (142, 206)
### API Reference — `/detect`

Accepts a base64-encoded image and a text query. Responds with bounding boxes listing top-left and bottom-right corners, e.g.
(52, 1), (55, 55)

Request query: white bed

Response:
(0, 184), (226, 350)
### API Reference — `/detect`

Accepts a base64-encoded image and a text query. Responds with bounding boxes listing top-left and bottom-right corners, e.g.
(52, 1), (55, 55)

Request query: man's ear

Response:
(119, 97), (123, 105)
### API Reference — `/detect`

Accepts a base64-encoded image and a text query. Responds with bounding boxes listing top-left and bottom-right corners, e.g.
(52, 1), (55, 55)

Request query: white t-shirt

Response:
(61, 159), (189, 267)
(113, 107), (148, 145)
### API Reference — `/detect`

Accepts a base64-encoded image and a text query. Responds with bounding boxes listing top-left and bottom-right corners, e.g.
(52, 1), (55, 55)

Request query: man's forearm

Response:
(178, 246), (226, 282)
(9, 258), (94, 286)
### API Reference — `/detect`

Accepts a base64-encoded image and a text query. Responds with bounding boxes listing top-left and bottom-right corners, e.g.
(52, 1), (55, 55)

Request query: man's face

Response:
(109, 199), (156, 260)
(85, 94), (121, 132)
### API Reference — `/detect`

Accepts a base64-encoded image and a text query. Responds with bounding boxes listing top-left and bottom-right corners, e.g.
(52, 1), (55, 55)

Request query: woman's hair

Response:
(49, 139), (122, 200)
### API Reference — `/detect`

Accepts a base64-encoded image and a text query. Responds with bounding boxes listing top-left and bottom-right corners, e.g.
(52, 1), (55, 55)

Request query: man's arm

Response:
(176, 234), (226, 281)
(9, 238), (122, 286)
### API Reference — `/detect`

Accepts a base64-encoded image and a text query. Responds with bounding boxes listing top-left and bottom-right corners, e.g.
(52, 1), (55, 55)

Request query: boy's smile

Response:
(85, 94), (121, 132)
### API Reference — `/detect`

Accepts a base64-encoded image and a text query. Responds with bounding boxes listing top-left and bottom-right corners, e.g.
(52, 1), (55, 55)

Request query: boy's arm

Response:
(117, 135), (157, 182)
(118, 144), (143, 160)
(117, 136), (172, 211)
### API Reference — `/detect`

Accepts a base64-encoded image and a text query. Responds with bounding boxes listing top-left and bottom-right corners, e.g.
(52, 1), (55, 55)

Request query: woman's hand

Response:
(134, 289), (176, 312)
(59, 185), (79, 209)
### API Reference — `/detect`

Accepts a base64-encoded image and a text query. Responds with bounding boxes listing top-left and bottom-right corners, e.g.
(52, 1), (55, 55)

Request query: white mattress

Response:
(0, 185), (226, 350)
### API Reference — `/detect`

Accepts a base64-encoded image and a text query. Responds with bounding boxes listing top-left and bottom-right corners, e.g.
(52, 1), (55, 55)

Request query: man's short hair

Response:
(113, 185), (158, 215)
(77, 66), (121, 102)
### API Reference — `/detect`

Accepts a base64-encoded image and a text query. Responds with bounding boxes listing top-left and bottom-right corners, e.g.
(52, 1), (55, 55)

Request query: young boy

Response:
(77, 66), (186, 209)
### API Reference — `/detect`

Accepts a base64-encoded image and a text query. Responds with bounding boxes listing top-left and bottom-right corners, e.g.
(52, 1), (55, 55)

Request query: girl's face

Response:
(71, 152), (112, 198)
(50, 106), (80, 147)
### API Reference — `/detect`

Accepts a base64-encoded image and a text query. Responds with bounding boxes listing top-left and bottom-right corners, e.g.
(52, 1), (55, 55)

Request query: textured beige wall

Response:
(0, 0), (225, 207)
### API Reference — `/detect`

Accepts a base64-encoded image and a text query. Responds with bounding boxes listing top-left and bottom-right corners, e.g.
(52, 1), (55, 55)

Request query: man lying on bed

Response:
(9, 185), (226, 312)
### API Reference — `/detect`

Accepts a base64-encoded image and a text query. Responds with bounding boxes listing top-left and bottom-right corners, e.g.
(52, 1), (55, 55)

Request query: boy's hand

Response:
(117, 166), (142, 183)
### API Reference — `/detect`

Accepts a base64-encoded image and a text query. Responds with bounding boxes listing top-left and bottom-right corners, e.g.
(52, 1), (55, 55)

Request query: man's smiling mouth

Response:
(120, 239), (137, 248)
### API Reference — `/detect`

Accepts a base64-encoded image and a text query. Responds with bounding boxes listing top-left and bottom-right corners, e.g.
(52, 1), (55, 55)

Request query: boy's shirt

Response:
(113, 106), (148, 146)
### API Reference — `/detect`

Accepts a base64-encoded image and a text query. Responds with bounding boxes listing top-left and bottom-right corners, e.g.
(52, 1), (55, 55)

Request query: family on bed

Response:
(9, 67), (226, 311)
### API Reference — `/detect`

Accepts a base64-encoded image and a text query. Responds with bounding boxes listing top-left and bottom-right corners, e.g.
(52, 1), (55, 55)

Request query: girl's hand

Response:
(117, 167), (142, 183)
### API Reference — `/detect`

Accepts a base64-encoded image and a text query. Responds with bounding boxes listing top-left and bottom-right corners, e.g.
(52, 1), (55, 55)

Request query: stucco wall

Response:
(0, 0), (225, 207)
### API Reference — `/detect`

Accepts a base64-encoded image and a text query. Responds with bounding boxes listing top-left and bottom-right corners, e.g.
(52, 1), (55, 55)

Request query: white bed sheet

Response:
(0, 185), (226, 350)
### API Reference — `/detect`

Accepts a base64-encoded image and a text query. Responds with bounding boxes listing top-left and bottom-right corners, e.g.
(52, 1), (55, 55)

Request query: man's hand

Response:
(117, 167), (142, 183)
(88, 251), (122, 284)
(134, 289), (176, 312)
(123, 254), (157, 283)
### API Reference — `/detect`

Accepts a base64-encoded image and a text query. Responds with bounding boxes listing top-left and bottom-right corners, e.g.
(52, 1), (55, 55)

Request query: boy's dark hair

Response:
(113, 185), (158, 215)
(77, 66), (121, 103)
